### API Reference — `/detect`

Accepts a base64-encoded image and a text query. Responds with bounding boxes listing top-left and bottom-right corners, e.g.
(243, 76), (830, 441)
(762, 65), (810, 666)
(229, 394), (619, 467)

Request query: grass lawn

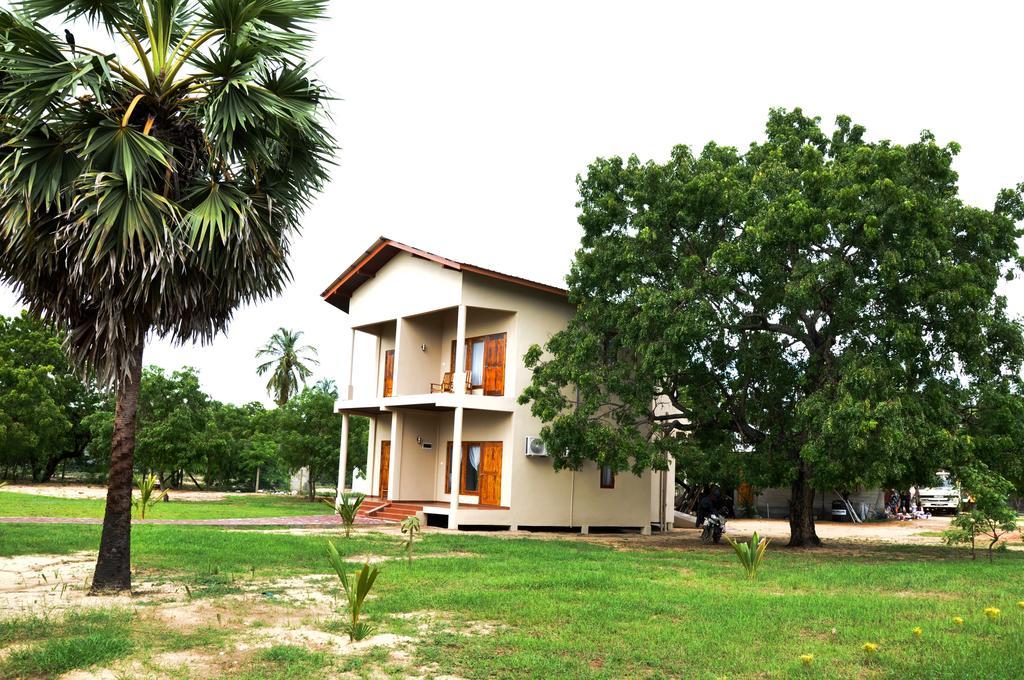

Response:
(1, 524), (1023, 679)
(0, 490), (333, 520)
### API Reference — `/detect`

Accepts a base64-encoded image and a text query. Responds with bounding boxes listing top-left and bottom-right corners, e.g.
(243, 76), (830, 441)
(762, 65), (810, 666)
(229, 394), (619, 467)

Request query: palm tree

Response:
(0, 1), (333, 592)
(256, 328), (318, 406)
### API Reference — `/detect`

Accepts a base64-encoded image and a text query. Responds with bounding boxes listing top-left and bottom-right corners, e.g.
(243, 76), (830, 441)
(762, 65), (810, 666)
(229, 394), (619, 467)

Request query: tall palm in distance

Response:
(0, 0), (333, 592)
(256, 328), (319, 406)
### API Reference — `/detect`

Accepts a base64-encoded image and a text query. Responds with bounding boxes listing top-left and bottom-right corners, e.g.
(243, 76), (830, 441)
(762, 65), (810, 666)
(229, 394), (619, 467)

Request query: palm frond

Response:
(0, 0), (334, 385)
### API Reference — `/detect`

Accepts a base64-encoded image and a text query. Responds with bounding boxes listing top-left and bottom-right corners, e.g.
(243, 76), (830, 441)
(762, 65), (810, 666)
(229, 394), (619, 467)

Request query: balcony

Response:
(338, 305), (516, 414)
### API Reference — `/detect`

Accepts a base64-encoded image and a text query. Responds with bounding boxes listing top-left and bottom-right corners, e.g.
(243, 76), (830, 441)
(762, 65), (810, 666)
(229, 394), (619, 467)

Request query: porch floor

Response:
(359, 496), (509, 512)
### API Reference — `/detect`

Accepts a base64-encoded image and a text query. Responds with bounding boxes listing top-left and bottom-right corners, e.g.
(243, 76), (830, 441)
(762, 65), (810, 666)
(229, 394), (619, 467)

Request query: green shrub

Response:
(330, 491), (366, 538)
(725, 531), (770, 580)
(132, 473), (168, 520)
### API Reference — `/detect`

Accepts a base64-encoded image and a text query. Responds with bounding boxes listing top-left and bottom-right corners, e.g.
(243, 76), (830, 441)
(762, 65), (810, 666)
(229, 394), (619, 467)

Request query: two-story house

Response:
(322, 237), (674, 532)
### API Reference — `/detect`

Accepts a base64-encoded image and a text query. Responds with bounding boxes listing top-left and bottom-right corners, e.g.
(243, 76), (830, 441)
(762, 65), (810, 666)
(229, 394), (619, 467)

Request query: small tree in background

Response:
(277, 382), (340, 501)
(944, 466), (1018, 560)
(256, 328), (319, 406)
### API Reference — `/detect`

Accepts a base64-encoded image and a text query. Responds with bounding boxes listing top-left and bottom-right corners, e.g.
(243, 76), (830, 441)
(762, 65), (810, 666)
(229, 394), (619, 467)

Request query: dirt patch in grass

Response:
(255, 574), (341, 606)
(2, 483), (229, 502)
(60, 669), (120, 679)
(154, 594), (312, 632)
(392, 610), (502, 637)
(0, 551), (186, 617)
(252, 627), (411, 653)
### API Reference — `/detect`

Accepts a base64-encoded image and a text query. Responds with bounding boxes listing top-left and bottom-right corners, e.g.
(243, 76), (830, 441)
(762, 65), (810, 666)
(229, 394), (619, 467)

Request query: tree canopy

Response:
(521, 108), (1024, 545)
(276, 380), (346, 500)
(0, 313), (101, 481)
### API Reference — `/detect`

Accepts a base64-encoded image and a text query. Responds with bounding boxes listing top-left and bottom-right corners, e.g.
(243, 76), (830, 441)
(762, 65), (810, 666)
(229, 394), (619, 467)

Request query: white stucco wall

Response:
(348, 252), (462, 326)
(338, 251), (669, 528)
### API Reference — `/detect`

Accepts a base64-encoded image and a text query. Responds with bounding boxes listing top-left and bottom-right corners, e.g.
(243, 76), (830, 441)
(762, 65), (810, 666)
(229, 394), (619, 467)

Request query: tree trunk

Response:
(308, 472), (315, 502)
(787, 463), (821, 547)
(40, 445), (86, 484)
(90, 340), (144, 594)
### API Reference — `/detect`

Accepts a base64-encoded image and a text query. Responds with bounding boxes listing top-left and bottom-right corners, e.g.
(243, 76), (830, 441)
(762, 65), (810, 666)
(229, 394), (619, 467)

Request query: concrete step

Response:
(387, 504), (423, 513)
(372, 512), (412, 522)
(356, 502), (389, 516)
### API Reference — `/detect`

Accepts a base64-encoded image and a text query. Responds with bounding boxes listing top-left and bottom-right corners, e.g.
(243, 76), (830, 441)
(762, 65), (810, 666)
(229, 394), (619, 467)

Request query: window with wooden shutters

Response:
(462, 332), (506, 396)
(445, 442), (453, 493)
(483, 333), (505, 396)
(445, 441), (502, 503)
(382, 350), (395, 397)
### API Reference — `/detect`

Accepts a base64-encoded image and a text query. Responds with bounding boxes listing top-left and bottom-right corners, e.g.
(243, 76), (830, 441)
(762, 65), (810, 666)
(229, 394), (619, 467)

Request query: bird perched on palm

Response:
(0, 0), (334, 592)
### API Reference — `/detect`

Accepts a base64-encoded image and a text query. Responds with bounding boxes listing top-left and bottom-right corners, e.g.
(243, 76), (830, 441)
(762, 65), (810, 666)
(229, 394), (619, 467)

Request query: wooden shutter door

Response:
(379, 441), (391, 498)
(479, 442), (503, 506)
(383, 350), (395, 397)
(444, 442), (453, 494)
(483, 333), (506, 396)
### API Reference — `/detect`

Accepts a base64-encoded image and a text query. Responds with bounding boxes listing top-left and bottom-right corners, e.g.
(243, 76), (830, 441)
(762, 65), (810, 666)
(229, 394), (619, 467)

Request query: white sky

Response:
(3, 1), (1023, 405)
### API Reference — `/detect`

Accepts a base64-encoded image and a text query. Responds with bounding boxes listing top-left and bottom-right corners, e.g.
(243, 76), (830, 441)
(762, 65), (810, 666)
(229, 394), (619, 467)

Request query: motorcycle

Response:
(700, 513), (726, 544)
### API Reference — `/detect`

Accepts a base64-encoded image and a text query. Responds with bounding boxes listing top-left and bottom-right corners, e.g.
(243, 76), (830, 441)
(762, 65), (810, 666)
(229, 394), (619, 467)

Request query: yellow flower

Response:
(912, 627), (922, 638)
(862, 642), (879, 654)
(984, 607), (1001, 620)
(953, 616), (964, 626)
(1018, 601), (1024, 610)
(800, 654), (814, 665)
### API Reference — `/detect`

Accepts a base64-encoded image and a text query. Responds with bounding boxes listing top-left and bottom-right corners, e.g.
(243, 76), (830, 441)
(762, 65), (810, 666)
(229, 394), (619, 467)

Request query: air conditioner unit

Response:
(525, 436), (549, 457)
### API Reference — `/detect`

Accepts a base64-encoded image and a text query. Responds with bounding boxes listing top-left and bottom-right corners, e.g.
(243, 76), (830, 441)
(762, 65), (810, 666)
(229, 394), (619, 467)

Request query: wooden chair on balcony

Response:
(431, 372), (454, 393)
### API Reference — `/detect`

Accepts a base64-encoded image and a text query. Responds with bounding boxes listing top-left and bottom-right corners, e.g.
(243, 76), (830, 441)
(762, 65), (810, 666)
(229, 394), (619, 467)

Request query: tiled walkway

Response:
(0, 515), (388, 526)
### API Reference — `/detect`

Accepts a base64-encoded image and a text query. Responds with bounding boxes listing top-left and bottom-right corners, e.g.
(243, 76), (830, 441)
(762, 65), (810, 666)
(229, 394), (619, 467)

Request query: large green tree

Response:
(202, 401), (285, 490)
(276, 380), (339, 501)
(86, 372), (288, 491)
(0, 313), (101, 481)
(521, 109), (1024, 546)
(0, 0), (333, 591)
(87, 366), (210, 489)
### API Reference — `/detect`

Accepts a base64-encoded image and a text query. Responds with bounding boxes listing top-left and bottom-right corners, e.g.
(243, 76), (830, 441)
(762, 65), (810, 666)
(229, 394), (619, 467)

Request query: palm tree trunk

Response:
(90, 340), (144, 593)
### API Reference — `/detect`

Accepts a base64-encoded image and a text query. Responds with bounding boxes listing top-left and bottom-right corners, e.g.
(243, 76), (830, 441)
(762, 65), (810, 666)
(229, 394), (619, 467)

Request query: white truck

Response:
(917, 471), (961, 514)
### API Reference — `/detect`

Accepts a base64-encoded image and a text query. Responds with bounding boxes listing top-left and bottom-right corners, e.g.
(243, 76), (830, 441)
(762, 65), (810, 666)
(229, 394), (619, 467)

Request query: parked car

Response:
(917, 471), (961, 514)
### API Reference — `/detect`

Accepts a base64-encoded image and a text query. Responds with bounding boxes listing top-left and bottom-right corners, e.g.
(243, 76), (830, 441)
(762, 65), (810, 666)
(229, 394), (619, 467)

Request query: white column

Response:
(388, 411), (401, 500)
(336, 413), (350, 505)
(373, 335), (382, 397)
(392, 318), (404, 397)
(454, 305), (467, 395)
(448, 406), (464, 529)
(366, 415), (377, 494)
(345, 328), (356, 400)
